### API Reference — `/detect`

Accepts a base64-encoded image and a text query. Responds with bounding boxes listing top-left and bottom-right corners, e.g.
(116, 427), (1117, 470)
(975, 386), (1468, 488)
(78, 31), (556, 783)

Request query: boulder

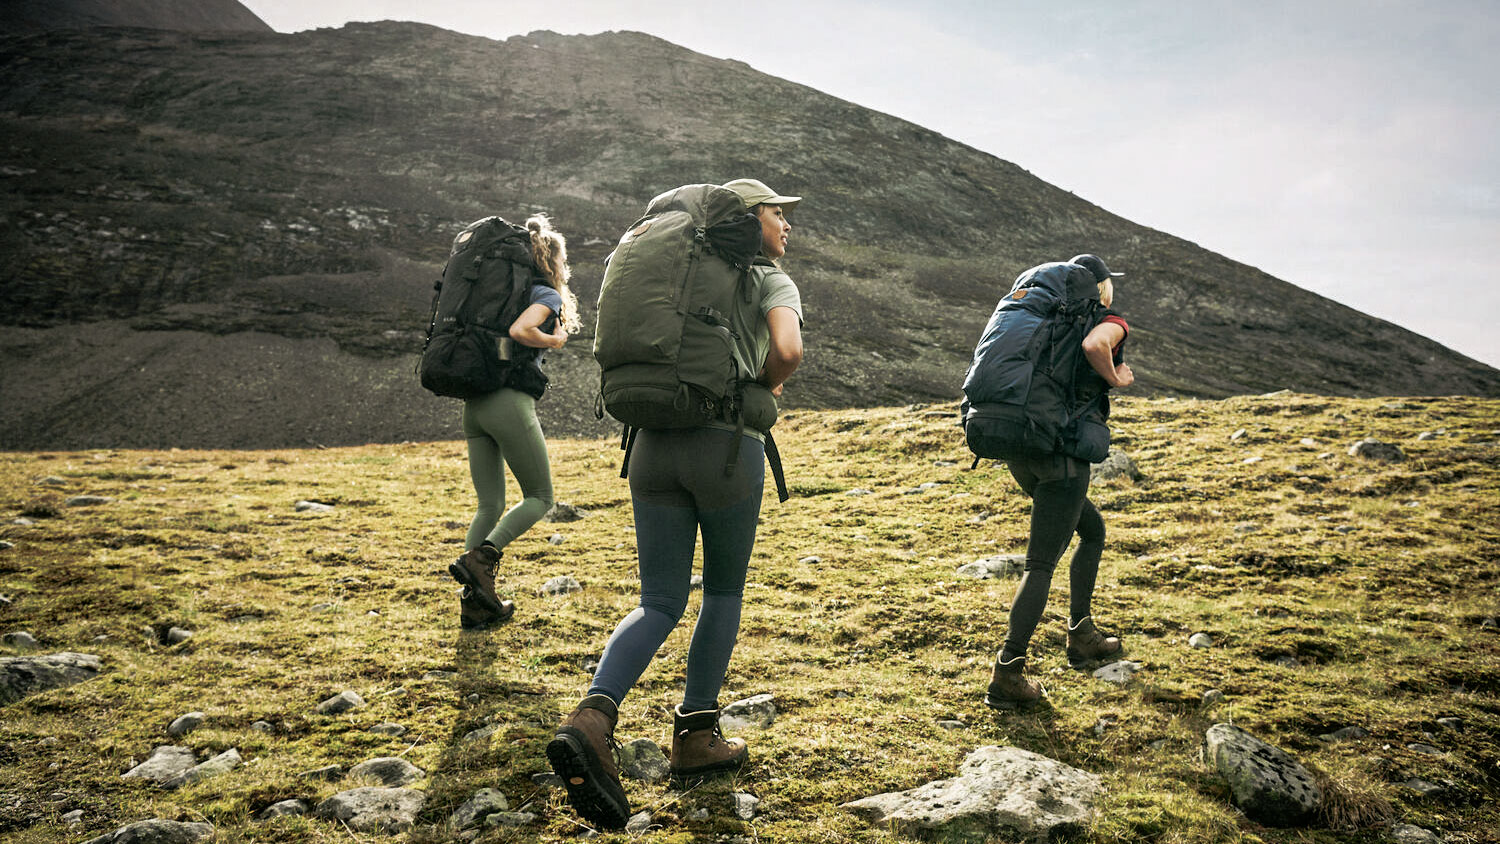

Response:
(314, 787), (426, 834)
(348, 756), (424, 787)
(82, 818), (213, 844)
(1205, 723), (1321, 826)
(450, 788), (509, 829)
(0, 652), (102, 704)
(1348, 439), (1405, 463)
(121, 746), (197, 784)
(163, 748), (241, 790)
(618, 738), (669, 782)
(721, 694), (777, 730)
(1091, 449), (1142, 482)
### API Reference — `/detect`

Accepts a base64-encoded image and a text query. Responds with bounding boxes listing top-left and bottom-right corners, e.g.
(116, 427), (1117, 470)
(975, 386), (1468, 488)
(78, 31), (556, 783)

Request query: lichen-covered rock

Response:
(1205, 723), (1321, 826)
(314, 787), (426, 834)
(0, 652), (102, 704)
(348, 756), (424, 787)
(82, 817), (213, 844)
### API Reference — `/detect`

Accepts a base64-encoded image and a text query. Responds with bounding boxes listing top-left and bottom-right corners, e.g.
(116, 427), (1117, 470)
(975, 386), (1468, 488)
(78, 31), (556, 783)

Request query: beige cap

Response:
(723, 178), (801, 213)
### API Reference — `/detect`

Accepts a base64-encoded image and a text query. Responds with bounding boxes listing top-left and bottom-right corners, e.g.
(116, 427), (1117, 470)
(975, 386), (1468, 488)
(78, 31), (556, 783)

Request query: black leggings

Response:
(1000, 453), (1106, 662)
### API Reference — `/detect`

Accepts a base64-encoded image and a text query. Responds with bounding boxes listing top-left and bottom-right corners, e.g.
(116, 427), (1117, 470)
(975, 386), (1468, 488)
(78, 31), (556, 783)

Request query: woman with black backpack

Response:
(448, 214), (580, 631)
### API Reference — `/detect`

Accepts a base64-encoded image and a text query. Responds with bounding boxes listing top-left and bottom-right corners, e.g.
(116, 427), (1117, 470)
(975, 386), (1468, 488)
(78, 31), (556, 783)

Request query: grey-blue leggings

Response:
(589, 427), (765, 712)
(462, 388), (554, 552)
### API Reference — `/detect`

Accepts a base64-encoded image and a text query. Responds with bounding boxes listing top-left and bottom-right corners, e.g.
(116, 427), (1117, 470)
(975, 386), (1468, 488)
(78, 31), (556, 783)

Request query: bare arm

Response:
(757, 306), (803, 396)
(509, 303), (567, 350)
(1082, 321), (1133, 388)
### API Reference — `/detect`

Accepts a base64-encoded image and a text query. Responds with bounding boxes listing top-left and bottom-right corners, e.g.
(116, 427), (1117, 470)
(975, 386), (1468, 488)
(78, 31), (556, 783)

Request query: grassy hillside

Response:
(1, 394), (1497, 842)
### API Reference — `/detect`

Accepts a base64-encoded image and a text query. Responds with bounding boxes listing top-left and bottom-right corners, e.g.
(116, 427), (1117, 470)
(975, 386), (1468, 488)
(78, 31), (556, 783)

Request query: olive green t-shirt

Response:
(705, 259), (803, 440)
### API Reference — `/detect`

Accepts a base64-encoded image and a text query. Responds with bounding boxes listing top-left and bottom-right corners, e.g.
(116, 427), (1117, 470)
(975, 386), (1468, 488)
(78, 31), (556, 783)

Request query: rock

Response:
(1403, 778), (1443, 796)
(618, 738), (669, 782)
(1188, 632), (1213, 649)
(463, 723), (499, 742)
(122, 746), (197, 784)
(732, 792), (759, 820)
(295, 500), (335, 512)
(163, 748), (241, 790)
(37, 476), (68, 487)
(937, 719), (966, 731)
(316, 690), (365, 714)
(1299, 438), (1318, 446)
(842, 745), (1100, 840)
(1272, 655), (1301, 668)
(1318, 725), (1369, 742)
(259, 799), (309, 819)
(1092, 660), (1142, 684)
(1205, 723), (1321, 826)
(1436, 717), (1464, 732)
(368, 722), (406, 736)
(1406, 743), (1444, 756)
(721, 693), (777, 730)
(82, 818), (213, 844)
(1230, 429), (1247, 441)
(548, 533), (564, 545)
(1091, 449), (1142, 482)
(3, 631), (38, 648)
(484, 812), (537, 827)
(167, 712), (205, 738)
(1202, 689), (1225, 706)
(625, 812), (653, 833)
(531, 771), (564, 788)
(0, 541), (12, 551)
(1391, 823), (1444, 844)
(65, 495), (113, 506)
(1416, 431), (1438, 441)
(544, 502), (587, 522)
(1348, 439), (1405, 463)
(251, 721), (276, 733)
(165, 627), (192, 645)
(798, 555), (821, 565)
(63, 809), (84, 824)
(689, 574), (703, 590)
(300, 764), (342, 780)
(846, 488), (872, 496)
(314, 787), (426, 834)
(541, 576), (582, 596)
(451, 788), (509, 829)
(348, 756), (424, 787)
(956, 554), (1024, 579)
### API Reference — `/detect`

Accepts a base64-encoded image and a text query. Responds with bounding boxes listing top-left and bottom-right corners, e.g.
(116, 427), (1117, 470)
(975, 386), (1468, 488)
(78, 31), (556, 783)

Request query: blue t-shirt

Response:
(528, 284), (563, 332)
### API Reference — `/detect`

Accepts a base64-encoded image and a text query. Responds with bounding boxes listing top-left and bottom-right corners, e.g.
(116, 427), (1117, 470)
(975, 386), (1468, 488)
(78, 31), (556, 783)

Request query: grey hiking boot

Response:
(458, 586), (514, 630)
(449, 544), (506, 617)
(1066, 616), (1123, 669)
(547, 694), (630, 830)
(984, 654), (1044, 711)
(669, 704), (748, 786)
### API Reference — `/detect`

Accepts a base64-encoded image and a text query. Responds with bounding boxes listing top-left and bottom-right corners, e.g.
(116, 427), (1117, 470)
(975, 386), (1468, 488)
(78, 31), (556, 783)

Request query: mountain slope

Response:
(0, 22), (1495, 449)
(0, 0), (272, 33)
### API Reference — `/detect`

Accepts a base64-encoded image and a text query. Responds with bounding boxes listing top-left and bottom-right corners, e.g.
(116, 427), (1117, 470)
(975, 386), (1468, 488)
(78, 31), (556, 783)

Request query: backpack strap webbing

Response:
(618, 425), (639, 480)
(765, 430), (789, 503)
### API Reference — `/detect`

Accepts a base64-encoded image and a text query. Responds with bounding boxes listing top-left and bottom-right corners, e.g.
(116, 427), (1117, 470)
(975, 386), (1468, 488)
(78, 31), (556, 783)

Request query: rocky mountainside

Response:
(1, 21), (1496, 449)
(0, 0), (271, 33)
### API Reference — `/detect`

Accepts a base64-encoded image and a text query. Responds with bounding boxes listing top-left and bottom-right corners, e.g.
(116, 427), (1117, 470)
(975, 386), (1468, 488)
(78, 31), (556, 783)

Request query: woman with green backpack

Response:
(448, 214), (580, 631)
(547, 180), (804, 830)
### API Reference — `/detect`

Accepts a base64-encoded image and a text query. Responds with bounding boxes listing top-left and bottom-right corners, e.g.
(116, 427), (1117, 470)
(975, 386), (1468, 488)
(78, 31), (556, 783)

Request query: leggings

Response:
(461, 388), (554, 552)
(1000, 453), (1106, 662)
(589, 427), (765, 712)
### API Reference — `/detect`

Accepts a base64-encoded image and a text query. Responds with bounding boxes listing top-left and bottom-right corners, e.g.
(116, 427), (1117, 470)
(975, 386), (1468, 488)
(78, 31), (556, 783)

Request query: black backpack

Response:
(418, 216), (544, 400)
(961, 260), (1112, 464)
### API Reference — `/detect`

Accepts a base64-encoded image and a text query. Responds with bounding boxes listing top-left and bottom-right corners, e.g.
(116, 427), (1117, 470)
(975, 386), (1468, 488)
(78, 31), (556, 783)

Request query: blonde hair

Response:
(526, 214), (580, 334)
(1098, 278), (1115, 309)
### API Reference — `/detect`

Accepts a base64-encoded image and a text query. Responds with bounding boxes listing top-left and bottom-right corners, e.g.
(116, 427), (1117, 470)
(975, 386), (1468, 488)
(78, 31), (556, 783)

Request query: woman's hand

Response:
(1113, 362), (1135, 388)
(509, 303), (563, 349)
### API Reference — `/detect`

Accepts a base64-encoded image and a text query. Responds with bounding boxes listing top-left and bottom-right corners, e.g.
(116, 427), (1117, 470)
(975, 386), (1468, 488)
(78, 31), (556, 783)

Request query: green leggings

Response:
(461, 387), (554, 552)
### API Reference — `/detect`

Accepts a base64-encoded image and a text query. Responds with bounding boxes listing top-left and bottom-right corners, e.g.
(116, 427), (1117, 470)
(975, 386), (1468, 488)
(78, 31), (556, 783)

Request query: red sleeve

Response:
(1101, 314), (1129, 336)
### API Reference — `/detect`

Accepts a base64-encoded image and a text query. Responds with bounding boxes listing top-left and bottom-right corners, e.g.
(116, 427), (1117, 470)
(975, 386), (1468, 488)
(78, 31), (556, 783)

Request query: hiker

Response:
(548, 179), (804, 829)
(982, 254), (1134, 710)
(449, 214), (580, 631)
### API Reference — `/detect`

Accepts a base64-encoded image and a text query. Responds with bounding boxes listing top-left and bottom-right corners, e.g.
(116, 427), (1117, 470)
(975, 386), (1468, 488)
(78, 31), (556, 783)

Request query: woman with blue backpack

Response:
(448, 214), (580, 631)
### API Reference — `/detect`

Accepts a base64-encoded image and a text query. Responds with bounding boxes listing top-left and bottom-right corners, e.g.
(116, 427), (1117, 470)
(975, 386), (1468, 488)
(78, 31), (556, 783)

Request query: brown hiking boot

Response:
(669, 705), (748, 786)
(449, 544), (507, 617)
(1066, 616), (1123, 669)
(984, 654), (1044, 711)
(458, 586), (514, 630)
(547, 694), (630, 830)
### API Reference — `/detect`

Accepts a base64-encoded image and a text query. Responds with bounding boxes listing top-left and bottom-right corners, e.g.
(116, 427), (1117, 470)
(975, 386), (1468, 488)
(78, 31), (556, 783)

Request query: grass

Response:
(0, 393), (1497, 843)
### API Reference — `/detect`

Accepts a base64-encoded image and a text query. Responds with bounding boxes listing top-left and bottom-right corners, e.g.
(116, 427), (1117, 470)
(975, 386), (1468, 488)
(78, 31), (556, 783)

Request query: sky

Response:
(240, 0), (1500, 369)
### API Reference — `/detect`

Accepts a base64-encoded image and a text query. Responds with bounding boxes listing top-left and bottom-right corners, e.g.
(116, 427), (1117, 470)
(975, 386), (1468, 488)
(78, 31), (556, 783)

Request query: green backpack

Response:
(593, 183), (788, 499)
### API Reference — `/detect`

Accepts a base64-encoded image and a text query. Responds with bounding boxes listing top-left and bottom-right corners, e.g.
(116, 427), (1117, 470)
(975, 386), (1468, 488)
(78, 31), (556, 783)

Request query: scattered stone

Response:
(165, 627), (193, 645)
(485, 812), (538, 827)
(311, 603), (336, 612)
(1436, 717), (1464, 732)
(368, 722), (406, 736)
(845, 488), (872, 497)
(1241, 456), (1263, 465)
(63, 809), (84, 824)
(689, 574), (703, 590)
(625, 812), (653, 833)
(956, 554), (1025, 579)
(317, 690), (365, 714)
(544, 502), (587, 522)
(1092, 661), (1142, 684)
(167, 712), (204, 738)
(1406, 743), (1444, 756)
(1348, 439), (1405, 463)
(732, 792), (759, 820)
(422, 670), (456, 681)
(934, 460), (957, 467)
(3, 631), (38, 649)
(1272, 655), (1301, 668)
(81, 818), (213, 844)
(1230, 429), (1247, 441)
(37, 476), (68, 487)
(1188, 633), (1213, 649)
(348, 756), (424, 787)
(65, 495), (113, 507)
(121, 746), (197, 784)
(1299, 438), (1318, 447)
(163, 748), (241, 790)
(314, 787), (426, 834)
(1205, 723), (1321, 826)
(936, 719), (966, 731)
(721, 693), (777, 730)
(451, 788), (509, 829)
(798, 555), (821, 565)
(1391, 823), (1444, 844)
(252, 721), (276, 733)
(1403, 778), (1443, 796)
(0, 541), (12, 551)
(1202, 689), (1225, 706)
(301, 764), (342, 780)
(0, 594), (11, 608)
(842, 745), (1100, 840)
(548, 534), (564, 545)
(1093, 716), (1115, 736)
(295, 500), (335, 512)
(618, 738), (670, 782)
(463, 723), (499, 743)
(259, 799), (309, 819)
(1091, 449), (1142, 482)
(1318, 726), (1368, 742)
(531, 771), (563, 788)
(541, 576), (582, 596)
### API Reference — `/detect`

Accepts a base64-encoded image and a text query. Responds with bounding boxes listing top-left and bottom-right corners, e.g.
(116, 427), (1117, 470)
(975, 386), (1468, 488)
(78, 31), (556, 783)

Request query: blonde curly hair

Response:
(526, 214), (580, 334)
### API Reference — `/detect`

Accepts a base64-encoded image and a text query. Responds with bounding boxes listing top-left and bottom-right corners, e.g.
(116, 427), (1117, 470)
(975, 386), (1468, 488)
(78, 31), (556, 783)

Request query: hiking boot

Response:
(458, 586), (514, 630)
(1066, 616), (1123, 669)
(669, 705), (748, 786)
(984, 654), (1044, 711)
(449, 544), (507, 616)
(546, 694), (630, 830)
